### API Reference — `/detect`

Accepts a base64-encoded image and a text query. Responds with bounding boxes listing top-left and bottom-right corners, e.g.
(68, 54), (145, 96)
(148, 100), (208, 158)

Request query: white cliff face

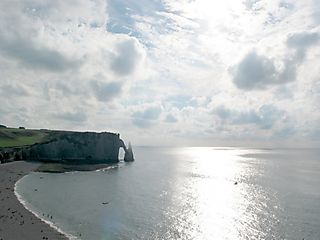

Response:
(28, 132), (123, 163)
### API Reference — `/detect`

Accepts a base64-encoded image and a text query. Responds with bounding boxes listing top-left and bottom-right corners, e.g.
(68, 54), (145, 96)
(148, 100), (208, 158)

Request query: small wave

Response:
(14, 176), (77, 240)
(94, 164), (120, 172)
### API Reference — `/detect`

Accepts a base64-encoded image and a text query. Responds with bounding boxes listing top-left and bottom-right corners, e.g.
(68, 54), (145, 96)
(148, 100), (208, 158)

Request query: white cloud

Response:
(132, 106), (162, 128)
(91, 80), (123, 102)
(287, 31), (320, 60)
(230, 51), (296, 90)
(165, 114), (178, 123)
(110, 38), (145, 76)
(0, 0), (149, 131)
(0, 0), (319, 146)
(53, 109), (88, 123)
(0, 34), (82, 72)
(213, 104), (286, 129)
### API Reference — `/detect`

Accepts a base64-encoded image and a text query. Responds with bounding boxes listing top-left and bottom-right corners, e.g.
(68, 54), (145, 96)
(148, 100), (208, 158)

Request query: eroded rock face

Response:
(124, 142), (134, 162)
(25, 132), (126, 164)
(0, 131), (134, 164)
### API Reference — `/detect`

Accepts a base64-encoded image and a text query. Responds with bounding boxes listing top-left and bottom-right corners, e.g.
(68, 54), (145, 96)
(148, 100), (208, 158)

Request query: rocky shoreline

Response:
(0, 161), (68, 240)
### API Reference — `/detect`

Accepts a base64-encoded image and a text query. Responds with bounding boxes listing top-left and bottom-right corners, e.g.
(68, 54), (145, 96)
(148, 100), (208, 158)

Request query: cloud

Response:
(0, 84), (29, 96)
(53, 82), (83, 97)
(279, 1), (294, 10)
(231, 31), (319, 91)
(213, 104), (285, 129)
(287, 32), (319, 49)
(231, 49), (304, 90)
(166, 95), (198, 109)
(0, 0), (93, 72)
(0, 0), (319, 146)
(0, 35), (82, 72)
(273, 126), (296, 138)
(3, 0), (107, 29)
(286, 32), (320, 60)
(106, 0), (171, 38)
(53, 109), (87, 122)
(0, 0), (148, 130)
(273, 86), (294, 100)
(231, 51), (295, 90)
(165, 114), (178, 123)
(132, 106), (162, 128)
(110, 39), (144, 76)
(91, 80), (123, 102)
(243, 0), (262, 11)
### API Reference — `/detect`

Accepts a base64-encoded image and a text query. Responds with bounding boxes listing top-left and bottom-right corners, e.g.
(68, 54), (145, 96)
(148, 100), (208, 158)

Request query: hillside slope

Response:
(0, 128), (50, 148)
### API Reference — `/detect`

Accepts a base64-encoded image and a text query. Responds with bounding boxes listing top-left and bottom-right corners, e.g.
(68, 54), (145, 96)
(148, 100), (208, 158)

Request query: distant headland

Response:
(0, 125), (134, 171)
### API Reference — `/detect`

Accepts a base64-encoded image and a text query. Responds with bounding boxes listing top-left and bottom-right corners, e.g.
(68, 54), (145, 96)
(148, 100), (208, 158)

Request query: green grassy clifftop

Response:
(0, 127), (50, 148)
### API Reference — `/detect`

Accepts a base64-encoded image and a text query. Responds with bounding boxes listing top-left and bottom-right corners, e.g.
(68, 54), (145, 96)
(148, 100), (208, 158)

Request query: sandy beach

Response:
(0, 161), (68, 240)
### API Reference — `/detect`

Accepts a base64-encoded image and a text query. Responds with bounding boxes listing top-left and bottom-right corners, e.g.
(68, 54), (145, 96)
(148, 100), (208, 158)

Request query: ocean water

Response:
(15, 147), (320, 240)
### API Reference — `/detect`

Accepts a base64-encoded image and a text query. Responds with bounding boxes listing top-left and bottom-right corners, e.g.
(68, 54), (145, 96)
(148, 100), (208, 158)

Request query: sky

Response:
(0, 0), (319, 147)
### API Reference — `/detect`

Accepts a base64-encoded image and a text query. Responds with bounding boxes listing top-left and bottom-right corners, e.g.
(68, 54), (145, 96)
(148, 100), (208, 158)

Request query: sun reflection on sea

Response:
(162, 147), (280, 240)
(16, 147), (318, 240)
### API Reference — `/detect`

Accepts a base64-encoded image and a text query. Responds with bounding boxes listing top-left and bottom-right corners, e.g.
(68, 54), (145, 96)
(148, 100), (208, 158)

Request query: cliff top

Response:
(0, 127), (118, 148)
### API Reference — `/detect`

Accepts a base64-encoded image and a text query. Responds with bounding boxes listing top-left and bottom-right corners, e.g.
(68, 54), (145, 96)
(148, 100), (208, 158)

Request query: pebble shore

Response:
(0, 161), (68, 240)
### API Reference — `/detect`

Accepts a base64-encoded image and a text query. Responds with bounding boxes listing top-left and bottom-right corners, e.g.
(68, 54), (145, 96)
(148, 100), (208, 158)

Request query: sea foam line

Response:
(94, 164), (120, 172)
(14, 175), (78, 240)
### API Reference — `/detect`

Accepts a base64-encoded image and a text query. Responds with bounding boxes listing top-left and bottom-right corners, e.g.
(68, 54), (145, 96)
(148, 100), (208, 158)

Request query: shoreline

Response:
(14, 177), (77, 240)
(0, 161), (69, 240)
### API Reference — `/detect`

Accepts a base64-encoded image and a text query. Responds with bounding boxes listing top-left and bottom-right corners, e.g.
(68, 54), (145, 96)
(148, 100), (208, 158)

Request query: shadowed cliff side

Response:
(28, 132), (121, 163)
(0, 129), (134, 165)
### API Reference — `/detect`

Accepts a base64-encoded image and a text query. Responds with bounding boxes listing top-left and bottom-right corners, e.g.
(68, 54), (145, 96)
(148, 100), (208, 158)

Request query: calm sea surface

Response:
(16, 147), (320, 240)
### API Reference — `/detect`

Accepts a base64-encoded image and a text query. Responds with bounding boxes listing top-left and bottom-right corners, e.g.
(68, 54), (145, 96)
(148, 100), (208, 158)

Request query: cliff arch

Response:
(119, 139), (134, 162)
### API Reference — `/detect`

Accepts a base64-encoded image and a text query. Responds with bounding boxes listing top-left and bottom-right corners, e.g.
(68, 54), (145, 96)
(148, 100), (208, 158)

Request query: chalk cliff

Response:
(0, 131), (134, 164)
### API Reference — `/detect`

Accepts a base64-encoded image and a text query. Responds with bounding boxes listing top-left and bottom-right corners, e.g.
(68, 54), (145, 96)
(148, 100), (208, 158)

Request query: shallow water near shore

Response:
(15, 147), (320, 240)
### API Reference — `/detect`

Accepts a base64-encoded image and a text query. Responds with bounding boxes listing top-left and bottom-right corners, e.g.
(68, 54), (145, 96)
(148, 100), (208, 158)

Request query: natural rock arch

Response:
(119, 139), (134, 162)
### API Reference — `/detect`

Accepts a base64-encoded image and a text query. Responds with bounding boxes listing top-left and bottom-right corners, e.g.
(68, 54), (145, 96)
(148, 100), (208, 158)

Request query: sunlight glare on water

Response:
(16, 147), (320, 240)
(166, 147), (281, 240)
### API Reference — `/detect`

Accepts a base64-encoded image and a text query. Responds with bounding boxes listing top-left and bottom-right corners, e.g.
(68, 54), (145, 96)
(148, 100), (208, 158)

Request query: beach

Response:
(0, 161), (67, 240)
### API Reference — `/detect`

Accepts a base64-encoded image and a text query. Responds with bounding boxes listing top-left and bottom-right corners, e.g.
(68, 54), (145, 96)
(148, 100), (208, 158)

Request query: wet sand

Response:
(0, 161), (68, 240)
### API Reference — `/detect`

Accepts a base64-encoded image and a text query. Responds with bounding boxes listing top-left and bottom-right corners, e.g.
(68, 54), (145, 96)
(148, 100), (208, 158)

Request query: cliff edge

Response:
(0, 128), (134, 164)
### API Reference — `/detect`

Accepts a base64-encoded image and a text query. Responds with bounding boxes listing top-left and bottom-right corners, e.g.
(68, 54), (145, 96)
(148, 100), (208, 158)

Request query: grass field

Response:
(0, 128), (49, 148)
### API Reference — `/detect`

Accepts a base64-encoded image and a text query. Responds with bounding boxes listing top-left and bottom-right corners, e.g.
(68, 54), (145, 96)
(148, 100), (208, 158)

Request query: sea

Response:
(15, 147), (320, 240)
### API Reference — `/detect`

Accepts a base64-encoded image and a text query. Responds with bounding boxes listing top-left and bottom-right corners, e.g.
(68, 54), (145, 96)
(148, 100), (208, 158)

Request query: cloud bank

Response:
(0, 0), (319, 147)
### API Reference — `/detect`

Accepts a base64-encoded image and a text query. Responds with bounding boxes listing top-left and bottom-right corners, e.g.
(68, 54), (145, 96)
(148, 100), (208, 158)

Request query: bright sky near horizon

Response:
(0, 0), (319, 147)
